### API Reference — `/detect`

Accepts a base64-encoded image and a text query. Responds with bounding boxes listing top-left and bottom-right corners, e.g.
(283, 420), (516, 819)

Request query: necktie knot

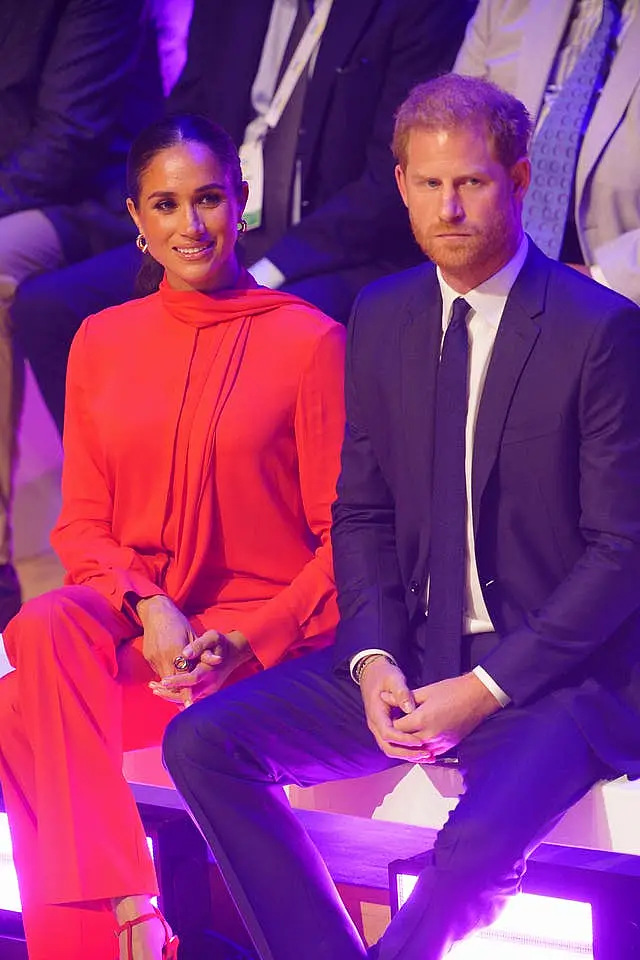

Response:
(449, 297), (471, 331)
(441, 297), (470, 364)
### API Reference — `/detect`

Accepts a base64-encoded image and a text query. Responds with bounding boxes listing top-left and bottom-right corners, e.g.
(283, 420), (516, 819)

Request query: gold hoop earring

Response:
(237, 219), (247, 234)
(135, 233), (148, 254)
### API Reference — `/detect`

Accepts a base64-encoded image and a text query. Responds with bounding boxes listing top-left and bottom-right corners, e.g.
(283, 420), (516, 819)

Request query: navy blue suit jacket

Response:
(332, 242), (640, 771)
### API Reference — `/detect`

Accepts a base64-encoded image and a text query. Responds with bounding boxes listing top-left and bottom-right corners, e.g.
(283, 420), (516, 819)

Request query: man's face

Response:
(395, 124), (530, 292)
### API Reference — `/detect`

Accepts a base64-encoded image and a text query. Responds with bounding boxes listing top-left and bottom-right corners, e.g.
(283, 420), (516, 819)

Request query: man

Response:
(455, 0), (640, 304)
(0, 0), (163, 626)
(162, 73), (640, 959)
(12, 0), (474, 434)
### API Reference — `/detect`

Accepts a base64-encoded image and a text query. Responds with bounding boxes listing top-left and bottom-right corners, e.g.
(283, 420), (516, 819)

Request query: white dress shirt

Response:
(351, 235), (530, 708)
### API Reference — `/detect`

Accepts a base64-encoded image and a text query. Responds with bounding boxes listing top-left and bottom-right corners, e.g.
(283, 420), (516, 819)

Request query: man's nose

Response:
(439, 189), (463, 221)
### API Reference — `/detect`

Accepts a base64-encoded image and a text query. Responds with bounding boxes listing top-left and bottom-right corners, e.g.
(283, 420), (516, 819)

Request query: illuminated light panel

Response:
(0, 813), (20, 912)
(0, 813), (156, 913)
(397, 873), (593, 959)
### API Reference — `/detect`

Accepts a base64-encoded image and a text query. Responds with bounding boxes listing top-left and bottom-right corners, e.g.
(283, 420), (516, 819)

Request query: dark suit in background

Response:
(0, 0), (162, 628)
(162, 239), (640, 959)
(174, 0), (473, 293)
(12, 0), (474, 433)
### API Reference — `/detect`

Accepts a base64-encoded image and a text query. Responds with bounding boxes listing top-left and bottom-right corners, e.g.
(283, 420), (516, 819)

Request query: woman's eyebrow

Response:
(146, 181), (226, 201)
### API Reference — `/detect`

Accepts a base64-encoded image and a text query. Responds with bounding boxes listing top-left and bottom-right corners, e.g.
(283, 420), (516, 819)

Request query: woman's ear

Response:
(126, 197), (141, 232)
(238, 181), (250, 218)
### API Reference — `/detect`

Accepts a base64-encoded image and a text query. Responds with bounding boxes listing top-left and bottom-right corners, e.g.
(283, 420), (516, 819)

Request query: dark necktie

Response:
(241, 1), (311, 265)
(523, 0), (620, 259)
(423, 297), (470, 684)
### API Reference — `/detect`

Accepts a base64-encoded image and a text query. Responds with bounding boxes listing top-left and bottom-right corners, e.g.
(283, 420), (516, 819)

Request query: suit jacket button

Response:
(409, 580), (419, 594)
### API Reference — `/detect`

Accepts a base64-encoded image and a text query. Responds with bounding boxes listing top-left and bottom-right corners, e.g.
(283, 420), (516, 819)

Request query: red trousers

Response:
(0, 585), (181, 960)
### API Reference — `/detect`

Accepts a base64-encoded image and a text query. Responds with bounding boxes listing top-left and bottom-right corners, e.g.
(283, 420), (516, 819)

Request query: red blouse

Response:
(52, 274), (346, 668)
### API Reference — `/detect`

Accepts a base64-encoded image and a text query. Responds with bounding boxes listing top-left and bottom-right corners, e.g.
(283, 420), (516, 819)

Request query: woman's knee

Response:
(0, 672), (20, 736)
(10, 587), (83, 632)
(4, 586), (112, 666)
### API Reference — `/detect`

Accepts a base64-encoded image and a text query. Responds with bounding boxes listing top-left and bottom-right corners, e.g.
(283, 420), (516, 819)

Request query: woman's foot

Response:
(114, 896), (178, 959)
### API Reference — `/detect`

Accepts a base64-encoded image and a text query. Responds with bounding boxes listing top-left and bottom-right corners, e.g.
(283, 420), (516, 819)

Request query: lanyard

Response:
(245, 0), (333, 142)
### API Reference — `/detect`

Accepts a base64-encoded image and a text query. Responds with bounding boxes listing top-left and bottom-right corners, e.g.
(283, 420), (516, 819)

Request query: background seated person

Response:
(454, 0), (640, 303)
(12, 0), (476, 437)
(0, 115), (346, 960)
(0, 0), (164, 627)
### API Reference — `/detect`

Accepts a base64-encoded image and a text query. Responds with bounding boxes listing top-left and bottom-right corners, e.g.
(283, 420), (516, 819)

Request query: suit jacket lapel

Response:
(397, 267), (442, 577)
(576, 14), (640, 205)
(303, 0), (376, 158)
(471, 244), (547, 533)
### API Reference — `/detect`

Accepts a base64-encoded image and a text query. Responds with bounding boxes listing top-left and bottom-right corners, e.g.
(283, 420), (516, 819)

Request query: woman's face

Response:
(127, 140), (248, 293)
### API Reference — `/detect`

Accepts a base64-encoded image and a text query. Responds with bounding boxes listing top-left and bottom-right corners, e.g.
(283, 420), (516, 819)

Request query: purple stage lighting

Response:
(395, 870), (593, 957)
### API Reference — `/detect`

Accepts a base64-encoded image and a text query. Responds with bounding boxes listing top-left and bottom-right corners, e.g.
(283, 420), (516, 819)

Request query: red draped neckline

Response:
(158, 270), (311, 327)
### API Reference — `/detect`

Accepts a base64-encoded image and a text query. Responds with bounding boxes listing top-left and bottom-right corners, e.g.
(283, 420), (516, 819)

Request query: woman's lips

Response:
(173, 241), (214, 260)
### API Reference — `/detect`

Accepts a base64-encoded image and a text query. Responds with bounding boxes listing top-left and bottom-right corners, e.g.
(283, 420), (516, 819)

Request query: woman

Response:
(0, 115), (346, 960)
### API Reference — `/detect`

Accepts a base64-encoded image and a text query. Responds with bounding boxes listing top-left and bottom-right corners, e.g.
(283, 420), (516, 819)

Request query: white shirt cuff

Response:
(590, 263), (612, 290)
(349, 653), (510, 704)
(472, 665), (511, 707)
(247, 257), (285, 289)
(349, 648), (397, 684)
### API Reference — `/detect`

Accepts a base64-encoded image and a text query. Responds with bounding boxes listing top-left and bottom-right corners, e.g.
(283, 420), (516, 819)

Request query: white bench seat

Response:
(123, 745), (640, 857)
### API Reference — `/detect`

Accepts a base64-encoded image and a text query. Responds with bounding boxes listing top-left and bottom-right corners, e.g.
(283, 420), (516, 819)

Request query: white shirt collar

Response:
(437, 233), (530, 329)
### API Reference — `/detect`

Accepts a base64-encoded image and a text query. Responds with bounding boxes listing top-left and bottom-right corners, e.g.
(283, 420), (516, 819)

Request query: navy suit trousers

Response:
(163, 647), (612, 960)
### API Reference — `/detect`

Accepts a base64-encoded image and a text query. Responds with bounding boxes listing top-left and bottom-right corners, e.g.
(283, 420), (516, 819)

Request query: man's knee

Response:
(164, 698), (224, 772)
(11, 265), (81, 347)
(0, 211), (63, 292)
(163, 708), (192, 776)
(163, 691), (258, 782)
(13, 243), (139, 345)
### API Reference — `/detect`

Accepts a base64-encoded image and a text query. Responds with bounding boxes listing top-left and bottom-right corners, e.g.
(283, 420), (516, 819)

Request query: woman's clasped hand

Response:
(148, 620), (252, 707)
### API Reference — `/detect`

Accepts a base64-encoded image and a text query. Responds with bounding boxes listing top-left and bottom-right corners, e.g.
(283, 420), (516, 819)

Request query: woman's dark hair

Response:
(127, 114), (243, 294)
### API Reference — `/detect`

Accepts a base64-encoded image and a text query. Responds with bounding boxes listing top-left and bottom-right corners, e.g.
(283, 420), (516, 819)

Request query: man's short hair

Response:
(392, 73), (532, 170)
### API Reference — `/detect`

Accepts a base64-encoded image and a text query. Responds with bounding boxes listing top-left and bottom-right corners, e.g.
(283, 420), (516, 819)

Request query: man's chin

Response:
(420, 238), (478, 270)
